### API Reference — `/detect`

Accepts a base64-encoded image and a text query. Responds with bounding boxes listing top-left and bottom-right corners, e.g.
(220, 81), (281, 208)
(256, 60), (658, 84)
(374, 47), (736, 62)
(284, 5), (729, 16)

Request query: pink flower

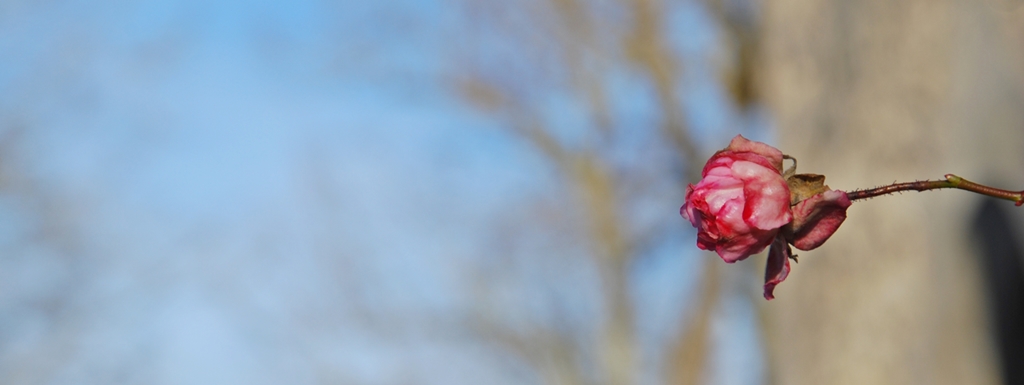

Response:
(681, 135), (853, 300)
(681, 135), (792, 262)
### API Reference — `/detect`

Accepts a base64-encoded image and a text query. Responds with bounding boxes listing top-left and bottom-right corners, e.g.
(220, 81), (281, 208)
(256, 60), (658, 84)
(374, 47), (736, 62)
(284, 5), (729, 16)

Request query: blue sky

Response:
(0, 1), (766, 384)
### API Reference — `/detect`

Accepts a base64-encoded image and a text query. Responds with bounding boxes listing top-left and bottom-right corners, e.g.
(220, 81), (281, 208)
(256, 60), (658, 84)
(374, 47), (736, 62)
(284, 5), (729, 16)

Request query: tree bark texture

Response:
(759, 1), (1024, 384)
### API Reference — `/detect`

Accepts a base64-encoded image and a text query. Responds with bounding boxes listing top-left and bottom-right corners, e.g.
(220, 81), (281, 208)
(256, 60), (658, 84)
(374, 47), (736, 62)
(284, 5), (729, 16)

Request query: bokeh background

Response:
(2, 0), (1024, 384)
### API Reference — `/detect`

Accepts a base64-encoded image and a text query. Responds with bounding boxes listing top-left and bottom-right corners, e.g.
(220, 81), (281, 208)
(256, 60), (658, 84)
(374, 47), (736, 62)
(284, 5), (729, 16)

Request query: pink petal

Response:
(763, 236), (792, 300)
(730, 160), (792, 230)
(725, 135), (784, 172)
(700, 175), (744, 214)
(681, 185), (722, 251)
(681, 185), (698, 226)
(703, 150), (781, 178)
(701, 155), (734, 177)
(789, 190), (852, 251)
(682, 136), (793, 264)
(716, 227), (776, 263)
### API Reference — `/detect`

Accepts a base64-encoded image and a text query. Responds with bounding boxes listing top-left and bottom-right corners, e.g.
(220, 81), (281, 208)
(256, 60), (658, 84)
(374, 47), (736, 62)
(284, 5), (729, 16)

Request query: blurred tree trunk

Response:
(759, 0), (1024, 384)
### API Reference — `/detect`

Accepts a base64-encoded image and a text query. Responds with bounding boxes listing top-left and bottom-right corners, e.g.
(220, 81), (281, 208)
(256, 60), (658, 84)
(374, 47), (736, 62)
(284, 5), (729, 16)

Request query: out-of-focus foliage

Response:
(447, 0), (770, 384)
(0, 0), (767, 384)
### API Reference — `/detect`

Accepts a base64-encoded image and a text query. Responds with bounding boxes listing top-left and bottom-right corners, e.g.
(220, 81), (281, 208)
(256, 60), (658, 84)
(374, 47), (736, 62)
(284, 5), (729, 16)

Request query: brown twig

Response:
(847, 174), (1024, 206)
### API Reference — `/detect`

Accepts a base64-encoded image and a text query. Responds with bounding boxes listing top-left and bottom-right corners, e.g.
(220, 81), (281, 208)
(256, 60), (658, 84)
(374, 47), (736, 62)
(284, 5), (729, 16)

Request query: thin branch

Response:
(624, 0), (703, 182)
(847, 174), (1024, 206)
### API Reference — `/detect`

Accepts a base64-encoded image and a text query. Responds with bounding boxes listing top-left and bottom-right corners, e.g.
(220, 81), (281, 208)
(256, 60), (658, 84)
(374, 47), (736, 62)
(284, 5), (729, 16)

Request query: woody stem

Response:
(846, 174), (1024, 206)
